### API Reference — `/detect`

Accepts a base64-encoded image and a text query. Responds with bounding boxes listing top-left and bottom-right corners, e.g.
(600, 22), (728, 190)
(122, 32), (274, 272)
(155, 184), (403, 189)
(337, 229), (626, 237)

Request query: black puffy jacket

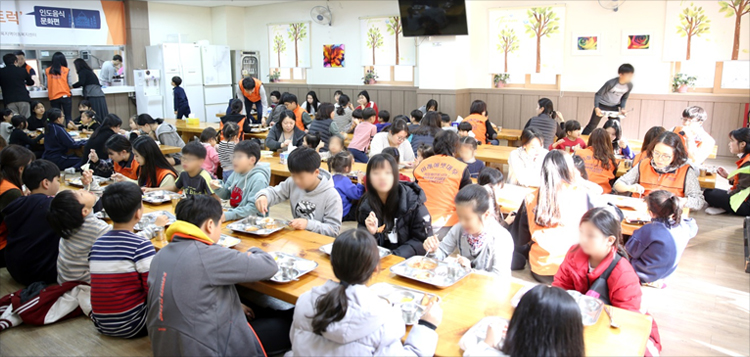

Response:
(357, 181), (432, 258)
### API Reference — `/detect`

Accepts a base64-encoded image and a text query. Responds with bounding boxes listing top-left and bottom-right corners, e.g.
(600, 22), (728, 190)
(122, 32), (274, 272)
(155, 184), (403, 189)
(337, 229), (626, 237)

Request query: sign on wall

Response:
(0, 0), (125, 45)
(488, 5), (566, 74)
(359, 16), (415, 66)
(267, 22), (311, 68)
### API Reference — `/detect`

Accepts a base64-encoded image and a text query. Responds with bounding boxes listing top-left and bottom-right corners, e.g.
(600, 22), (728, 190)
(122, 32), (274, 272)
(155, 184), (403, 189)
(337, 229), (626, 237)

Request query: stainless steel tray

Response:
(459, 316), (510, 352)
(66, 175), (108, 188)
(217, 234), (241, 248)
(369, 282), (441, 325)
(389, 256), (472, 288)
(226, 217), (288, 236)
(268, 252), (318, 283)
(134, 211), (176, 231)
(142, 190), (180, 204)
(319, 243), (391, 260)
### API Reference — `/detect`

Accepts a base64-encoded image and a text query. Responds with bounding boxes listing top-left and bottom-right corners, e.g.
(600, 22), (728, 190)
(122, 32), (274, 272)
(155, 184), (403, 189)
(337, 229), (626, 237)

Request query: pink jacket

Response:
(202, 143), (219, 177)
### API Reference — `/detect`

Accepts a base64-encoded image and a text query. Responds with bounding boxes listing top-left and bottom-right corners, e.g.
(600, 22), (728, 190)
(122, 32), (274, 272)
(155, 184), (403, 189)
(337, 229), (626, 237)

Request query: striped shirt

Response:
(57, 215), (111, 285)
(217, 141), (236, 171)
(89, 230), (155, 338)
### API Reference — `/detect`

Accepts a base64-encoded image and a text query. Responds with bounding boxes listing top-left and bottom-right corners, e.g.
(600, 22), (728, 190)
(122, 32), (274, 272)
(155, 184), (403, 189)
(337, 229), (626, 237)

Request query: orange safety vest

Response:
(525, 185), (589, 276)
(732, 154), (750, 191)
(141, 167), (175, 188)
(45, 66), (71, 100)
(0, 180), (21, 251)
(575, 147), (616, 193)
(115, 155), (140, 180)
(638, 162), (690, 197)
(24, 63), (33, 75)
(239, 78), (262, 102)
(413, 155), (467, 227)
(293, 106), (307, 131)
(632, 151), (648, 167)
(463, 114), (488, 144)
(220, 116), (246, 141)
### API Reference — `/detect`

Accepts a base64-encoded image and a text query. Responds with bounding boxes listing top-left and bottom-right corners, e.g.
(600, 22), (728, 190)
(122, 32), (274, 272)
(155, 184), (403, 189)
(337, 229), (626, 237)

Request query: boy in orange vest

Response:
(238, 77), (268, 124)
(283, 93), (312, 131)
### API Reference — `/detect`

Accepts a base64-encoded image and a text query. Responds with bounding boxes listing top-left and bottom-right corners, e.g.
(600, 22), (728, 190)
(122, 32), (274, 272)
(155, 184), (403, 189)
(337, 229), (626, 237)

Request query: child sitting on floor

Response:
(303, 132), (322, 153)
(458, 137), (485, 179)
(328, 151), (365, 222)
(551, 120), (586, 152)
(423, 184), (513, 277)
(147, 195), (280, 355)
(146, 141), (218, 199)
(200, 127), (220, 178)
(255, 147), (342, 237)
(213, 140), (270, 221)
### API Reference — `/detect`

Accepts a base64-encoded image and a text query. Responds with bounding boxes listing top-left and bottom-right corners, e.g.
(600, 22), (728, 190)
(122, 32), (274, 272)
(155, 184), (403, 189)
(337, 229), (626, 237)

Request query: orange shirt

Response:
(638, 162), (690, 197)
(239, 78), (262, 102)
(575, 147), (616, 193)
(45, 66), (71, 100)
(463, 114), (488, 144)
(413, 155), (467, 227)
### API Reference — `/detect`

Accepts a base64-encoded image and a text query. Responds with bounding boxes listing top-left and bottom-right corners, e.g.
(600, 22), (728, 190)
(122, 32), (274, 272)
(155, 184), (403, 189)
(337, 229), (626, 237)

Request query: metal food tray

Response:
(94, 210), (109, 220)
(389, 256), (472, 288)
(458, 316), (510, 352)
(319, 243), (391, 260)
(66, 175), (108, 188)
(226, 217), (288, 236)
(369, 282), (441, 325)
(142, 190), (178, 204)
(217, 234), (241, 248)
(268, 252), (318, 283)
(134, 211), (176, 231)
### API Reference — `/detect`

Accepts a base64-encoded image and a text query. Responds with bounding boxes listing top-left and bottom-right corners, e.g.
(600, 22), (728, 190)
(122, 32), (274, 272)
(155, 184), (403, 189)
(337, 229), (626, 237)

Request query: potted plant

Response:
(363, 69), (378, 85)
(493, 73), (510, 88)
(268, 69), (281, 83)
(672, 73), (696, 93)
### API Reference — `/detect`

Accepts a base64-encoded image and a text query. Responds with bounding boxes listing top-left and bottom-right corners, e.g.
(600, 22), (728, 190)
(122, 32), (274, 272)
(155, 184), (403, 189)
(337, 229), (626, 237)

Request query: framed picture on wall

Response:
(323, 44), (345, 68)
(571, 33), (600, 56)
(622, 31), (653, 55)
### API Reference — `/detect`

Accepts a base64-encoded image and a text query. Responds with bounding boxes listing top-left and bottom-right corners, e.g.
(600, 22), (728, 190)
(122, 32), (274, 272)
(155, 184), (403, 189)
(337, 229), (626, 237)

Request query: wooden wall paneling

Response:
(391, 90), (405, 117)
(404, 90), (417, 115)
(576, 98), (594, 124)
(486, 93), (503, 127)
(456, 90), (471, 117)
(557, 96), (578, 122)
(439, 94), (456, 119)
(502, 94), (522, 129)
(713, 103), (741, 156)
(377, 90), (392, 114)
(687, 101), (715, 135)
(639, 100), (666, 130)
(663, 100), (689, 130)
(519, 95), (539, 124)
(317, 88), (332, 103)
(621, 99), (642, 140)
(416, 93), (431, 108)
(543, 95), (558, 109)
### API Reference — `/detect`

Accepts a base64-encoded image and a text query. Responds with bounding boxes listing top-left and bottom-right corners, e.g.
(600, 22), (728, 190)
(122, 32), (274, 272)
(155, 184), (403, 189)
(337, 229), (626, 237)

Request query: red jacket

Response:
(553, 245), (662, 354)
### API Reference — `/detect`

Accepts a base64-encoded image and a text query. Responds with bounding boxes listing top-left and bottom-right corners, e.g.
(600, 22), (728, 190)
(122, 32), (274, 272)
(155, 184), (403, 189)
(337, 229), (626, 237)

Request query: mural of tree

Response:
(524, 7), (560, 73)
(718, 0), (749, 60)
(287, 23), (307, 67)
(386, 16), (403, 65)
(497, 27), (519, 73)
(677, 3), (710, 60)
(366, 26), (384, 65)
(272, 34), (286, 67)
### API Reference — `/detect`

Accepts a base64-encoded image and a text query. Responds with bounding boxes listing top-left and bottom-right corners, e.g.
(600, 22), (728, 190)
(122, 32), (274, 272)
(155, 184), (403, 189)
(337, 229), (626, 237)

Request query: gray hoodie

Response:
(286, 280), (438, 356)
(255, 169), (342, 237)
(155, 122), (185, 161)
(216, 162), (271, 221)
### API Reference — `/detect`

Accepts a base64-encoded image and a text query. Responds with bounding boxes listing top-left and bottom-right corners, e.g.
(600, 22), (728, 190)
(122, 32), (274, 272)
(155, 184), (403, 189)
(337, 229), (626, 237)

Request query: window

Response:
(363, 65), (414, 86)
(670, 61), (749, 94)
(490, 73), (561, 90)
(269, 68), (307, 84)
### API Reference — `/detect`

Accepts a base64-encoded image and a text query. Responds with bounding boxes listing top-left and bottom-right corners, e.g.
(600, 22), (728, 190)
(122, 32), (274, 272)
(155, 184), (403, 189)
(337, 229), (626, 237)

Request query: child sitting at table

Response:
(213, 140), (270, 221)
(423, 184), (513, 277)
(136, 114), (185, 166)
(200, 127), (219, 178)
(77, 110), (99, 134)
(347, 108), (377, 163)
(572, 154), (604, 196)
(42, 108), (85, 170)
(71, 100), (91, 128)
(376, 110), (391, 132)
(603, 119), (634, 159)
(328, 151), (365, 222)
(328, 135), (346, 157)
(575, 128), (617, 193)
(626, 190), (698, 288)
(457, 122), (475, 138)
(92, 135), (138, 181)
(477, 167), (514, 228)
(218, 122), (240, 182)
(408, 109), (423, 133)
(130, 136), (177, 188)
(255, 147), (342, 237)
(147, 195), (280, 356)
(553, 207), (662, 354)
(551, 120), (586, 152)
(458, 136), (485, 179)
(89, 181), (162, 338)
(673, 106), (715, 165)
(9, 115), (44, 158)
(464, 285), (584, 356)
(507, 128), (548, 187)
(307, 103), (340, 152)
(381, 147), (412, 182)
(27, 101), (47, 131)
(289, 228), (441, 356)
(303, 132), (321, 153)
(145, 141), (218, 199)
(415, 143), (434, 166)
(440, 113), (457, 133)
(633, 126), (666, 166)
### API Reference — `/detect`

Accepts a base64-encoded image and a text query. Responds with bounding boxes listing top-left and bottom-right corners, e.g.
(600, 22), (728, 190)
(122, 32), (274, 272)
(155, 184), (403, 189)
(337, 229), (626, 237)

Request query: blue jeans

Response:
(350, 148), (368, 163)
(223, 169), (234, 183)
(243, 98), (263, 124)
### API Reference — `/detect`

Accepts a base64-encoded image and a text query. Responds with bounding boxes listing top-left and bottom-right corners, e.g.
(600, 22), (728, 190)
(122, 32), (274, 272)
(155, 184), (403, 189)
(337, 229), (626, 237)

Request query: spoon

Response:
(604, 306), (619, 329)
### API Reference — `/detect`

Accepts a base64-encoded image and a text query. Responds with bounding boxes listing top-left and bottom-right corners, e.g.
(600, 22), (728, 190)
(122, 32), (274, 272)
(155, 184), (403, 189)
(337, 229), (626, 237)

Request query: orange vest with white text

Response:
(0, 180), (21, 250)
(638, 162), (690, 197)
(464, 114), (488, 144)
(673, 126), (703, 151)
(293, 106), (307, 131)
(45, 66), (71, 100)
(413, 155), (467, 227)
(239, 78), (262, 102)
(525, 185), (589, 276)
(575, 147), (616, 193)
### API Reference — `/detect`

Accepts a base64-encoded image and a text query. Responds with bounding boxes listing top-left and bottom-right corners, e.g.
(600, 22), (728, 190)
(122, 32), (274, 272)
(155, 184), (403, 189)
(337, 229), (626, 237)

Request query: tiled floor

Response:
(1, 157), (748, 356)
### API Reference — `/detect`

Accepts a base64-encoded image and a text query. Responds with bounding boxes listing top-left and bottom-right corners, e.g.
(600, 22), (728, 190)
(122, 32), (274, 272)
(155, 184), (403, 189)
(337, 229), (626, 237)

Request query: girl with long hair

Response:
(131, 136), (177, 188)
(46, 52), (73, 123)
(303, 91), (321, 116)
(0, 145), (35, 267)
(332, 94), (354, 134)
(42, 108), (84, 170)
(136, 113), (185, 165)
(575, 128), (618, 193)
(72, 58), (108, 117)
(524, 97), (565, 148)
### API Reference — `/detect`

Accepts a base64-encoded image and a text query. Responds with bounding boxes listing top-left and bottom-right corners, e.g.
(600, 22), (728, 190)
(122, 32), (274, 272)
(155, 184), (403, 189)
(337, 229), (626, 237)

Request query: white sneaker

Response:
(705, 207), (727, 215)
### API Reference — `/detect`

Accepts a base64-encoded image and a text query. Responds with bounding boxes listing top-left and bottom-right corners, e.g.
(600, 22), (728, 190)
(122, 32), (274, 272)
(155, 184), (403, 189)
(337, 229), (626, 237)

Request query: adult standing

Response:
(463, 100), (497, 145)
(14, 50), (37, 85)
(414, 130), (472, 238)
(368, 119), (415, 163)
(524, 98), (565, 149)
(72, 59), (109, 118)
(45, 52), (74, 125)
(0, 53), (33, 118)
(98, 55), (122, 86)
(237, 77), (268, 125)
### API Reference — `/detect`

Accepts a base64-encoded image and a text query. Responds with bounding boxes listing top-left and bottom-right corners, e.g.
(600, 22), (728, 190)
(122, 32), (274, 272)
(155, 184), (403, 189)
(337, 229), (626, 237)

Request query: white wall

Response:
(211, 6), (246, 50)
(147, 2), (213, 45)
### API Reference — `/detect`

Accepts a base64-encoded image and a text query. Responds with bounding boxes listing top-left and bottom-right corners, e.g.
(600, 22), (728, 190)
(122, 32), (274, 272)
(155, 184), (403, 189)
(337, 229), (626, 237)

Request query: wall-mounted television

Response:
(398, 0), (468, 37)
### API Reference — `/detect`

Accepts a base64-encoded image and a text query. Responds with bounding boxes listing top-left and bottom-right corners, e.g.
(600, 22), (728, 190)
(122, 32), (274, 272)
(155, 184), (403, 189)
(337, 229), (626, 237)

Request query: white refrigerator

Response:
(201, 45), (232, 123)
(145, 43), (206, 120)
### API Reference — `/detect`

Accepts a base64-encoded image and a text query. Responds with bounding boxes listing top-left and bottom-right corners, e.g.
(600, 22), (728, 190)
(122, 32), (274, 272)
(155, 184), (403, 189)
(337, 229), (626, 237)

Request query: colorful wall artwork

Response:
(621, 32), (653, 54)
(359, 16), (415, 66)
(571, 33), (600, 56)
(267, 22), (311, 68)
(323, 44), (345, 68)
(488, 5), (566, 74)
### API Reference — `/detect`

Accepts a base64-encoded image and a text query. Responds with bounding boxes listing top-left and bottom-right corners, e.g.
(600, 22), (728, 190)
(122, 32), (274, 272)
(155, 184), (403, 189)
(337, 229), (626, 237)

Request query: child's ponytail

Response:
(646, 190), (683, 227)
(311, 281), (350, 335)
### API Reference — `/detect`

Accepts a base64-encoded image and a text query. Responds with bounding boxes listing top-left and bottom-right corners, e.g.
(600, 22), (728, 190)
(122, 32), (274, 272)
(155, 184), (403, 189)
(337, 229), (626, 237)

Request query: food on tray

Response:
(245, 226), (259, 232)
(265, 223), (278, 229)
(408, 259), (438, 270)
(414, 271), (434, 280)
